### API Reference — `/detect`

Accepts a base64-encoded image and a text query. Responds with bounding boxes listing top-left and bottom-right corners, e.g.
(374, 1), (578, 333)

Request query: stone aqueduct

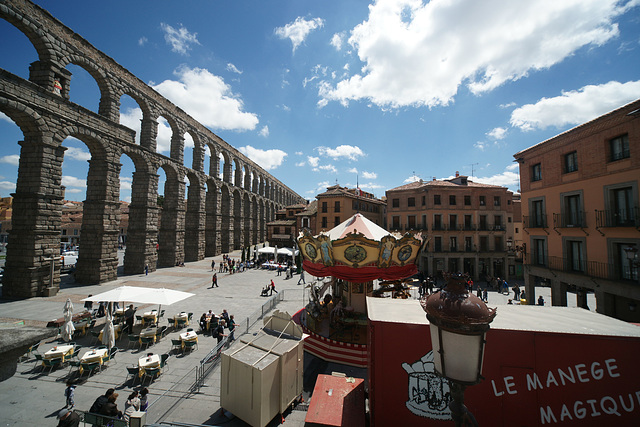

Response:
(0, 0), (305, 298)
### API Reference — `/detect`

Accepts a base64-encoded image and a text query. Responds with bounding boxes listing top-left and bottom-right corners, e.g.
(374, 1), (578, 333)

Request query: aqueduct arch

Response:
(0, 0), (305, 297)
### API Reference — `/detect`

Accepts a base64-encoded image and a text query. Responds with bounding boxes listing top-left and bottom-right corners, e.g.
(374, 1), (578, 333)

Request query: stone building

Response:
(266, 203), (309, 249)
(0, 0), (304, 297)
(514, 99), (640, 321)
(386, 173), (517, 281)
(316, 185), (386, 232)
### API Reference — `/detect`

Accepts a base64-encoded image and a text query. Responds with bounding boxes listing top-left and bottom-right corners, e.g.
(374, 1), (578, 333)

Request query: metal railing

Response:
(523, 215), (548, 228)
(527, 256), (635, 281)
(553, 212), (586, 228)
(595, 208), (639, 228)
(191, 290), (286, 393)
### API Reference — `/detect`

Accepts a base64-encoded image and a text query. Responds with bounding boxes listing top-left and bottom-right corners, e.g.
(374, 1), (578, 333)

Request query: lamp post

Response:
(421, 273), (497, 426)
(624, 246), (638, 281)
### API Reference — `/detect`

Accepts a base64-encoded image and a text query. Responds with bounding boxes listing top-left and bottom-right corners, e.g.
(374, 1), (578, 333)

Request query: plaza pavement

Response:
(0, 251), (596, 426)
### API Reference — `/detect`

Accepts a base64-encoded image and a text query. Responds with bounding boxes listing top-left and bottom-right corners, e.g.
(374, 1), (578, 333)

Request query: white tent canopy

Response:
(82, 286), (194, 306)
(257, 247), (299, 256)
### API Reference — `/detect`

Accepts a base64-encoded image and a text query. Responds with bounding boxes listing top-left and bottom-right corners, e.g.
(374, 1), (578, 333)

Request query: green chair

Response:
(143, 366), (161, 384)
(71, 345), (83, 360)
(171, 339), (182, 354)
(90, 330), (100, 346)
(140, 336), (154, 350)
(20, 341), (40, 362)
(160, 353), (169, 368)
(126, 366), (140, 385)
(80, 361), (101, 376)
(127, 334), (140, 350)
(184, 340), (198, 352)
(33, 353), (44, 370)
(42, 357), (63, 373)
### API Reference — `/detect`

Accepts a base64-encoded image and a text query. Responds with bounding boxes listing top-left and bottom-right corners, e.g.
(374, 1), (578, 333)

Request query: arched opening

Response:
(183, 132), (195, 170)
(220, 185), (232, 253)
(66, 64), (101, 113)
(156, 115), (173, 155)
(233, 189), (242, 249)
(205, 179), (220, 257)
(118, 94), (143, 144)
(0, 19), (38, 80)
(185, 171), (204, 262)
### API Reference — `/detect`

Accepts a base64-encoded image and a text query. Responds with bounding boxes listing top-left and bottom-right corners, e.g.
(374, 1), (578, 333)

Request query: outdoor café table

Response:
(143, 310), (158, 325)
(139, 327), (158, 345)
(138, 353), (161, 378)
(43, 345), (74, 363)
(98, 323), (122, 341)
(179, 330), (198, 349)
(73, 319), (90, 335)
(174, 312), (188, 326)
(78, 348), (108, 374)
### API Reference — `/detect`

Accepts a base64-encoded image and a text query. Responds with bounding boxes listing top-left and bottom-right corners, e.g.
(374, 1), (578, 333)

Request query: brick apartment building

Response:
(316, 185), (386, 232)
(514, 99), (640, 321)
(386, 174), (518, 281)
(266, 203), (309, 248)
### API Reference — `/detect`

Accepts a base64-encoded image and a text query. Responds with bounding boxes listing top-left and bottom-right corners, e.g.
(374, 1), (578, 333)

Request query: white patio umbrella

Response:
(83, 286), (194, 314)
(81, 285), (148, 303)
(101, 302), (116, 350)
(61, 298), (75, 342)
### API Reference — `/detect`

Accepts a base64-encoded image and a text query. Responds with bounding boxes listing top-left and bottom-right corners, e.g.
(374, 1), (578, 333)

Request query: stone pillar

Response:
(158, 176), (185, 267)
(223, 162), (233, 184)
(29, 60), (72, 101)
(75, 157), (121, 284)
(220, 188), (232, 253)
(235, 164), (243, 188)
(123, 170), (159, 275)
(234, 193), (243, 250)
(251, 199), (258, 245)
(243, 196), (251, 248)
(244, 168), (252, 190)
(550, 279), (568, 307)
(140, 116), (158, 152)
(192, 138), (205, 172)
(524, 271), (536, 305)
(204, 185), (221, 257)
(184, 180), (206, 262)
(3, 140), (65, 298)
(208, 147), (219, 178)
(170, 133), (184, 165)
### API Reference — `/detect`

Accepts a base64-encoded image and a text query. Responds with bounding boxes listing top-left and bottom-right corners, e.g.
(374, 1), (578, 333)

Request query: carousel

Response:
(296, 213), (425, 367)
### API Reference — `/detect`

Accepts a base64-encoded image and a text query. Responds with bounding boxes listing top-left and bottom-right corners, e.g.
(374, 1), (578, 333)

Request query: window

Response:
(433, 214), (442, 230)
(434, 195), (441, 205)
(533, 238), (546, 266)
(408, 215), (416, 229)
(610, 134), (630, 161)
(464, 236), (473, 252)
(408, 197), (416, 207)
(494, 196), (501, 206)
(531, 199), (546, 227)
(321, 217), (327, 228)
(566, 240), (584, 272)
(564, 194), (582, 227)
(464, 215), (473, 230)
(422, 214), (427, 229)
(479, 236), (488, 252)
(334, 201), (340, 213)
(494, 236), (503, 252)
(422, 196), (426, 206)
(479, 196), (486, 206)
(62, 229), (67, 235)
(73, 229), (78, 236)
(479, 215), (487, 230)
(449, 195), (456, 205)
(532, 163), (542, 181)
(613, 187), (634, 226)
(619, 243), (638, 280)
(321, 202), (327, 213)
(464, 195), (471, 206)
(564, 151), (578, 173)
(494, 215), (502, 230)
(302, 217), (310, 228)
(335, 217), (341, 226)
(273, 227), (280, 234)
(392, 216), (400, 229)
(285, 227), (291, 234)
(434, 237), (442, 252)
(289, 211), (294, 217)
(449, 215), (457, 230)
(392, 198), (400, 208)
(449, 236), (457, 252)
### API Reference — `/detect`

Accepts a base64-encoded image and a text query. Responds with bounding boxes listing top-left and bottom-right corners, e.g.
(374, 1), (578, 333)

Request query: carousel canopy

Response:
(298, 213), (424, 282)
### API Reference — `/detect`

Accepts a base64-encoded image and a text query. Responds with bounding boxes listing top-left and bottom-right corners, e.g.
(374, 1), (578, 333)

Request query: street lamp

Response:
(421, 273), (497, 426)
(624, 246), (638, 281)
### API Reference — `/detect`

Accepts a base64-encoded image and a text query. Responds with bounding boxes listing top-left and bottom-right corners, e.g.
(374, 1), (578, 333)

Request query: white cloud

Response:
(360, 182), (384, 190)
(160, 23), (200, 55)
(275, 17), (325, 52)
(62, 175), (87, 188)
(315, 164), (338, 173)
(510, 80), (640, 131)
(238, 146), (287, 170)
(120, 177), (132, 191)
(0, 154), (19, 166)
(362, 171), (377, 179)
(487, 127), (507, 140)
(295, 161), (306, 167)
(0, 180), (15, 191)
(153, 66), (259, 131)
(227, 63), (243, 74)
(138, 36), (148, 47)
(64, 188), (83, 194)
(474, 169), (520, 189)
(295, 151), (303, 156)
(316, 145), (364, 161)
(0, 112), (12, 123)
(259, 126), (270, 137)
(347, 167), (358, 174)
(474, 141), (487, 151)
(331, 32), (345, 51)
(506, 163), (519, 171)
(318, 0), (632, 108)
(404, 174), (421, 183)
(307, 156), (320, 168)
(64, 146), (91, 161)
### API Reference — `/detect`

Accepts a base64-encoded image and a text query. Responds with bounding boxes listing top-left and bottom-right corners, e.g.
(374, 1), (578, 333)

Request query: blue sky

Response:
(1, 0), (640, 203)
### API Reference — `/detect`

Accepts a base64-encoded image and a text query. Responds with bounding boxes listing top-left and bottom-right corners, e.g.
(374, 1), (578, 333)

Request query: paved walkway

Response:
(0, 254), (596, 426)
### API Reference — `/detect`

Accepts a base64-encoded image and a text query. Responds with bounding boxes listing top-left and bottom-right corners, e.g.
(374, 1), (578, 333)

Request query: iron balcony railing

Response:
(523, 215), (548, 228)
(595, 207), (639, 228)
(526, 255), (636, 281)
(553, 211), (587, 228)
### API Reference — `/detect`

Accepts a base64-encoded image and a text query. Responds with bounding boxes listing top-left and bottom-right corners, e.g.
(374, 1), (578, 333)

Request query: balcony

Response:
(595, 207), (639, 228)
(526, 255), (635, 281)
(523, 215), (548, 228)
(553, 212), (587, 228)
(431, 224), (445, 231)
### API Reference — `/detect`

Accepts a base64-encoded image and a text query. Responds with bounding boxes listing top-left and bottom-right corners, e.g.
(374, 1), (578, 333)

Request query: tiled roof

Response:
(267, 219), (296, 226)
(388, 178), (507, 191)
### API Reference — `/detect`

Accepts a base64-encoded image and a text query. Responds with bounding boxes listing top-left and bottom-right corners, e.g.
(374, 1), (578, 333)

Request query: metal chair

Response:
(143, 367), (161, 384)
(105, 346), (118, 363)
(176, 318), (187, 328)
(90, 330), (101, 346)
(159, 309), (165, 319)
(184, 340), (198, 352)
(20, 341), (40, 362)
(42, 357), (63, 373)
(127, 334), (140, 350)
(33, 353), (44, 370)
(187, 312), (193, 321)
(155, 326), (167, 341)
(126, 366), (139, 385)
(135, 315), (143, 325)
(140, 336), (154, 350)
(160, 353), (169, 368)
(68, 360), (81, 374)
(71, 345), (83, 360)
(171, 339), (182, 354)
(167, 318), (175, 328)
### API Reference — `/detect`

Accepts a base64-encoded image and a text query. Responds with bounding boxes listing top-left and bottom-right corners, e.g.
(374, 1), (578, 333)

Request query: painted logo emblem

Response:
(402, 351), (452, 420)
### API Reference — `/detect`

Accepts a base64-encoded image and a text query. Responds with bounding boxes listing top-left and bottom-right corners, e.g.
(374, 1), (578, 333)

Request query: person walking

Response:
(211, 259), (216, 271)
(64, 381), (76, 409)
(56, 408), (80, 427)
(211, 273), (219, 288)
(145, 264), (149, 275)
(228, 314), (236, 342)
(270, 279), (278, 295)
(297, 269), (306, 285)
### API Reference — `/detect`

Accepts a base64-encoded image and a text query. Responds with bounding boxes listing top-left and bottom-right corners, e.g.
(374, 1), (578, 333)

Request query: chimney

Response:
(455, 171), (459, 177)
